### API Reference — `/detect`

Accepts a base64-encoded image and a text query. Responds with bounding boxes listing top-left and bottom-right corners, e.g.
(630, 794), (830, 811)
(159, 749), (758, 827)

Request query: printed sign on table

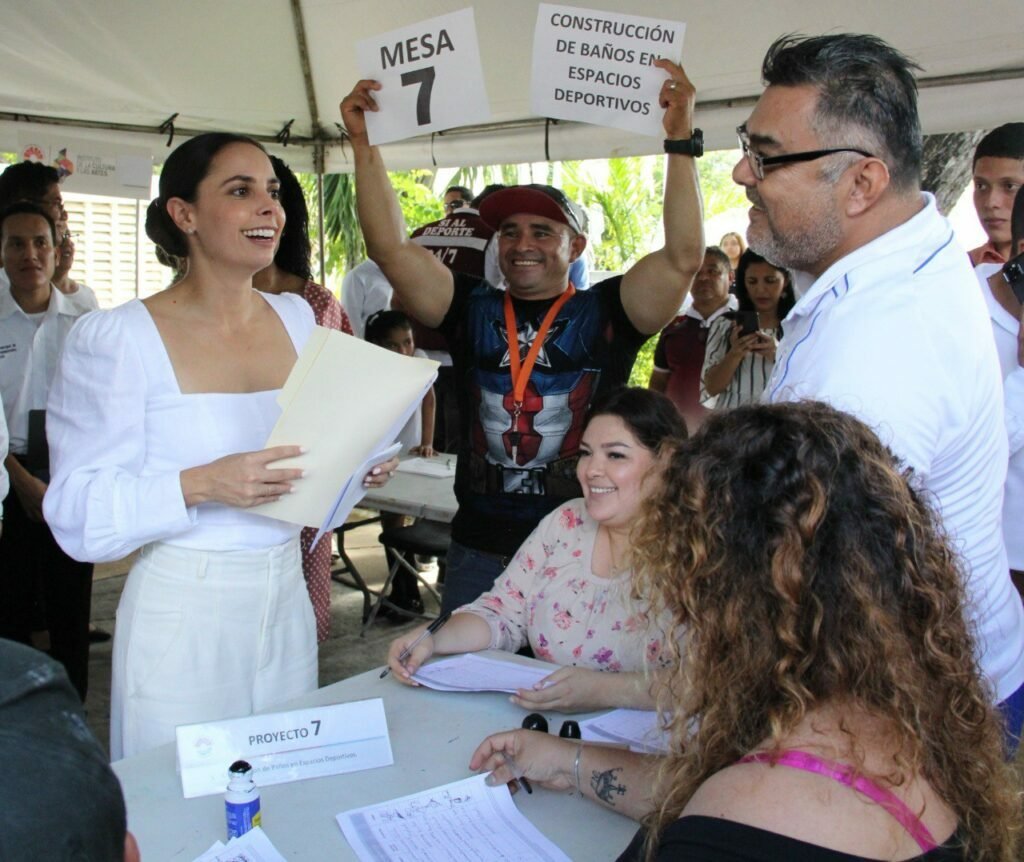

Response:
(530, 3), (685, 138)
(176, 698), (393, 798)
(356, 7), (490, 146)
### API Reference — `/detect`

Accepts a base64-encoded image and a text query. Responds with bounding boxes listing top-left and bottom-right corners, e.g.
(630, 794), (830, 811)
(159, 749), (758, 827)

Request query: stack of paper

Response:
(411, 654), (552, 693)
(337, 774), (571, 862)
(579, 708), (670, 754)
(395, 456), (456, 478)
(256, 327), (438, 544)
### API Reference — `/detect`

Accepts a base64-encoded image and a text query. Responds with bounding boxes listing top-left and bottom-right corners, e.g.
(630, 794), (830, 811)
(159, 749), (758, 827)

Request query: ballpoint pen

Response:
(379, 610), (452, 679)
(503, 753), (533, 794)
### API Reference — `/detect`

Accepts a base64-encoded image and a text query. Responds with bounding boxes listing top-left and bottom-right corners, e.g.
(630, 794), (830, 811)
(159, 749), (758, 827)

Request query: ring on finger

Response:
(668, 81), (678, 90)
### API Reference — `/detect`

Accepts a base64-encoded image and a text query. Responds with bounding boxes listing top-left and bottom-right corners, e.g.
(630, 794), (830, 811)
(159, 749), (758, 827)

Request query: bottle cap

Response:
(228, 760), (253, 776)
(521, 713), (548, 733)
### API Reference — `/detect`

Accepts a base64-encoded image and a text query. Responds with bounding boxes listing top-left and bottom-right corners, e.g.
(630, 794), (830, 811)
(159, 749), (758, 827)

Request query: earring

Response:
(187, 228), (196, 235)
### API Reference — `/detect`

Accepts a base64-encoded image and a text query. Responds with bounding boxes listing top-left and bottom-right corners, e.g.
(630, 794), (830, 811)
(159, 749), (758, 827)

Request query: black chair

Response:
(363, 519), (449, 634)
(331, 515), (381, 625)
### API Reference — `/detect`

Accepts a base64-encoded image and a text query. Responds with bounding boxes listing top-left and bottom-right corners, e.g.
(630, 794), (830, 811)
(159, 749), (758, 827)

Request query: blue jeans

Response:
(440, 541), (510, 615)
(999, 679), (1024, 756)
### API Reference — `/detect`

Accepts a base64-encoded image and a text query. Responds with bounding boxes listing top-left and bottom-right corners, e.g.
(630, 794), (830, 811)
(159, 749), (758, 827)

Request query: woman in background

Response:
(718, 231), (745, 275)
(254, 155), (354, 642)
(701, 249), (794, 409)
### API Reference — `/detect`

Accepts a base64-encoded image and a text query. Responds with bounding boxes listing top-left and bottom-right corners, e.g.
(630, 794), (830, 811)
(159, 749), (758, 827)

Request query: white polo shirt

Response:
(0, 283), (91, 455)
(0, 267), (98, 313)
(976, 263), (1024, 571)
(0, 401), (8, 513)
(767, 194), (1024, 703)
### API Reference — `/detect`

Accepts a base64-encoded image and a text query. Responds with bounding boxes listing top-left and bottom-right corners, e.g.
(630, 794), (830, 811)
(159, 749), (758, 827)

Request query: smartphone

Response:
(1003, 253), (1024, 305)
(735, 311), (760, 336)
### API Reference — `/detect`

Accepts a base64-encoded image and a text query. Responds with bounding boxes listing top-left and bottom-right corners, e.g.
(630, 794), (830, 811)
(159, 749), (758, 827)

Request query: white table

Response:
(360, 456), (458, 522)
(112, 651), (638, 861)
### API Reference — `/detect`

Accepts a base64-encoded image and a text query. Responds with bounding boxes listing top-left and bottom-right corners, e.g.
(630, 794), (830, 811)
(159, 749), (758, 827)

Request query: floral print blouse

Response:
(459, 499), (672, 671)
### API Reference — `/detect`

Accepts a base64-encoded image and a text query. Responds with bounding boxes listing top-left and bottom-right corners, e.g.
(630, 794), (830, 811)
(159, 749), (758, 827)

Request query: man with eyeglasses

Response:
(342, 57), (704, 612)
(0, 162), (97, 312)
(443, 185), (474, 214)
(734, 33), (1024, 745)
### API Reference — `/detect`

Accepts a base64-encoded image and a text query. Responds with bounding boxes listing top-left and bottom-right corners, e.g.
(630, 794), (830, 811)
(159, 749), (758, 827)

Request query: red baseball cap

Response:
(479, 184), (586, 234)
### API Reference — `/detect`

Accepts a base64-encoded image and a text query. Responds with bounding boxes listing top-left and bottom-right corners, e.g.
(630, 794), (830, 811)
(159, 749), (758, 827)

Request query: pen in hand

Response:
(379, 611), (452, 679)
(503, 753), (533, 794)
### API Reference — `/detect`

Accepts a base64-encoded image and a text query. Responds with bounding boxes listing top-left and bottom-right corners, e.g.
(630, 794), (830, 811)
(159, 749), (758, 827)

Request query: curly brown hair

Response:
(632, 400), (1020, 860)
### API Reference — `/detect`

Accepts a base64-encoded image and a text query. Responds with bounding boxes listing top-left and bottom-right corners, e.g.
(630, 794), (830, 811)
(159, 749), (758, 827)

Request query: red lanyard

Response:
(502, 283), (575, 460)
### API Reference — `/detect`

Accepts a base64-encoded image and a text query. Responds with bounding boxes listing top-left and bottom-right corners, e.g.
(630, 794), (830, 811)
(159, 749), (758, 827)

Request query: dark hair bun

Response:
(145, 198), (187, 258)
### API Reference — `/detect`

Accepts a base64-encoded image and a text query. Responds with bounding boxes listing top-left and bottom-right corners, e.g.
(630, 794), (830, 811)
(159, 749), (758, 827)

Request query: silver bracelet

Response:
(573, 743), (583, 797)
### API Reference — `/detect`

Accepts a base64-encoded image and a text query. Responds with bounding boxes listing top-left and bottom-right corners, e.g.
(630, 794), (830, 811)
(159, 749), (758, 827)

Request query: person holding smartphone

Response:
(701, 249), (795, 410)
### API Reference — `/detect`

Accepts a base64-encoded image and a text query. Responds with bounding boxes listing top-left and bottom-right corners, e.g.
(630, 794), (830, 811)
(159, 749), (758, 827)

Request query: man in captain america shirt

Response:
(341, 59), (704, 611)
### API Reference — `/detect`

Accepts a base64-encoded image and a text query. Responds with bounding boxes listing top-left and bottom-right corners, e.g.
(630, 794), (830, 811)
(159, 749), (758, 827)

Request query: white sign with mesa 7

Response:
(175, 698), (393, 798)
(356, 7), (491, 146)
(530, 3), (684, 137)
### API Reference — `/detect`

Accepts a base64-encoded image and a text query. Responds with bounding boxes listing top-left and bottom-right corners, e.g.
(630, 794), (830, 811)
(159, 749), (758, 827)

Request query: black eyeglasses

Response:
(737, 126), (874, 181)
(444, 199), (468, 211)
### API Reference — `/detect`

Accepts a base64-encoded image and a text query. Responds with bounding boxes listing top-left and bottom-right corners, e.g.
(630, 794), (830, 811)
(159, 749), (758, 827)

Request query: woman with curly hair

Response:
(470, 401), (1019, 861)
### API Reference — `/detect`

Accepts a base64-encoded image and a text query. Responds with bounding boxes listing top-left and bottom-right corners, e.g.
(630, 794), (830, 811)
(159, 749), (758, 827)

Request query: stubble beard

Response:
(746, 194), (843, 274)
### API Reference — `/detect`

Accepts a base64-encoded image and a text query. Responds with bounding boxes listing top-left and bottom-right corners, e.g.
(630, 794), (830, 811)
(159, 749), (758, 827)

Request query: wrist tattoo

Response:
(590, 767), (628, 805)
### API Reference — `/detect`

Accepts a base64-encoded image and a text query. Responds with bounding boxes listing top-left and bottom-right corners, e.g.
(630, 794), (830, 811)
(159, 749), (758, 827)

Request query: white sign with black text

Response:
(356, 7), (490, 146)
(175, 699), (393, 798)
(530, 4), (685, 138)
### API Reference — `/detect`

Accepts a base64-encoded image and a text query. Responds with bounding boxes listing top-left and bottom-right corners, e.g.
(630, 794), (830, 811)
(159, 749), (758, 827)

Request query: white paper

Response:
(395, 456), (456, 478)
(530, 3), (685, 137)
(411, 654), (552, 693)
(176, 699), (393, 798)
(192, 827), (286, 862)
(256, 328), (438, 531)
(310, 441), (402, 548)
(579, 708), (670, 754)
(337, 774), (571, 862)
(356, 8), (491, 145)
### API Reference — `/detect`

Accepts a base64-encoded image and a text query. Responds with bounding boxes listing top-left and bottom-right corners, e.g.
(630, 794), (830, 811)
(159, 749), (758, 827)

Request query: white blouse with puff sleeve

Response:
(43, 292), (314, 562)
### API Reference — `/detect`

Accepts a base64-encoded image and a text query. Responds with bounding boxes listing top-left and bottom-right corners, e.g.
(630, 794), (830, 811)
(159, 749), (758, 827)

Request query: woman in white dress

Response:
(44, 133), (395, 758)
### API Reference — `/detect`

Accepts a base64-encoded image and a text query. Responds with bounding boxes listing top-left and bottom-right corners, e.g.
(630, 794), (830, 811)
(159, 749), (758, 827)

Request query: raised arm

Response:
(620, 59), (705, 335)
(340, 81), (454, 327)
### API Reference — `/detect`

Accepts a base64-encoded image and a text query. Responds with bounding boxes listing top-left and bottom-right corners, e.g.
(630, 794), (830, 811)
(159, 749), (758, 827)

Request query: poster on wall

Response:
(530, 4), (685, 138)
(18, 134), (152, 200)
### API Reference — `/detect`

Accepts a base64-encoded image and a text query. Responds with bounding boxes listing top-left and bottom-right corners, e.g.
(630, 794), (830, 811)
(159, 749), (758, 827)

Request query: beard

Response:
(745, 190), (843, 274)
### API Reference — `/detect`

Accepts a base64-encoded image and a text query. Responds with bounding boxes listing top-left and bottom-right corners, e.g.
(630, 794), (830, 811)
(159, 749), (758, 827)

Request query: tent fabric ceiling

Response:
(0, 0), (1021, 173)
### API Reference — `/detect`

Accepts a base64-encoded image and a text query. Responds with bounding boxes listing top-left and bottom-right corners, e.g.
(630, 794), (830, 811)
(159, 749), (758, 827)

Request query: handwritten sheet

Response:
(411, 654), (552, 693)
(579, 708), (670, 753)
(191, 827), (286, 862)
(337, 774), (570, 862)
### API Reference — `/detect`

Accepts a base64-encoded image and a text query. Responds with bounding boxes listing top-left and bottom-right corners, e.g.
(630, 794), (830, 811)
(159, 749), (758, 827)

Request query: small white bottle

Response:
(225, 759), (262, 839)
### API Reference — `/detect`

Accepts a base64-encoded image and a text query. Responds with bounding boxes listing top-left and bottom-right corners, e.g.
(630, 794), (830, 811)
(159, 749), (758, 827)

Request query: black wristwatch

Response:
(664, 129), (704, 157)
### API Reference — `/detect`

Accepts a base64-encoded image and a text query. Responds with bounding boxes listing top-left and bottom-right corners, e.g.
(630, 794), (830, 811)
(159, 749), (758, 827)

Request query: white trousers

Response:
(110, 538), (318, 760)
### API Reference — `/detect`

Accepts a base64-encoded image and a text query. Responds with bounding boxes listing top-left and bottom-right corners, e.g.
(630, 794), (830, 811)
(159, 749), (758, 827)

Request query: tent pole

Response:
(315, 143), (326, 288)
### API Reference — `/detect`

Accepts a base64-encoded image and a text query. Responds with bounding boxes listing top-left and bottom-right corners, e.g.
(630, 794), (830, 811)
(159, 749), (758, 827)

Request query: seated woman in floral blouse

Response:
(386, 387), (685, 712)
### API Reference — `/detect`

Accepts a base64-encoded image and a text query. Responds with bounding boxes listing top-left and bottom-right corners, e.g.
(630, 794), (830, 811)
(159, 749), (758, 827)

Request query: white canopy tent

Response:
(1, 0), (1021, 174)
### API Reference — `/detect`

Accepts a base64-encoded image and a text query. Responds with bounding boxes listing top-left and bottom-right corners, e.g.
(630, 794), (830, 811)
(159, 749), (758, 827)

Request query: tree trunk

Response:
(920, 130), (987, 214)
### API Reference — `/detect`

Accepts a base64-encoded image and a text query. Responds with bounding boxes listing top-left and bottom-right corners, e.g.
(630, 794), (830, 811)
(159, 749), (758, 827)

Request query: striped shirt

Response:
(699, 316), (777, 409)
